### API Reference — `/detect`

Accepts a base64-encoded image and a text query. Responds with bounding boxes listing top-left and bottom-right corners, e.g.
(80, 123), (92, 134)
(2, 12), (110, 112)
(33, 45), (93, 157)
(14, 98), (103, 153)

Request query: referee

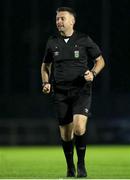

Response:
(41, 7), (105, 178)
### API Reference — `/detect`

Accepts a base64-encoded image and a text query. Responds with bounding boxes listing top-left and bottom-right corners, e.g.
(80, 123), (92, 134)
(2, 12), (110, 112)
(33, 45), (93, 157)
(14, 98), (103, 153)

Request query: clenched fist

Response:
(42, 83), (51, 94)
(84, 70), (94, 82)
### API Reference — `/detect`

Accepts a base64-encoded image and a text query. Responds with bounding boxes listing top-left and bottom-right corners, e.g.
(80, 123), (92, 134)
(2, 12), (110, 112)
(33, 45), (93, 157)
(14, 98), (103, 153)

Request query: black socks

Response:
(75, 132), (87, 165)
(61, 132), (87, 167)
(61, 139), (74, 168)
(61, 133), (87, 177)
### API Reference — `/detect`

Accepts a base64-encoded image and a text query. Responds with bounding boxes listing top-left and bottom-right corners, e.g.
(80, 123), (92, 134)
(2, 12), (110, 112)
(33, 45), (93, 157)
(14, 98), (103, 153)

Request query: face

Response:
(56, 11), (75, 33)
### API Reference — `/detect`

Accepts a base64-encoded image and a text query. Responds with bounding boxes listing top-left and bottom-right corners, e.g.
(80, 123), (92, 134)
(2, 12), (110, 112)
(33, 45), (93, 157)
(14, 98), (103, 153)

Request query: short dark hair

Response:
(56, 7), (76, 19)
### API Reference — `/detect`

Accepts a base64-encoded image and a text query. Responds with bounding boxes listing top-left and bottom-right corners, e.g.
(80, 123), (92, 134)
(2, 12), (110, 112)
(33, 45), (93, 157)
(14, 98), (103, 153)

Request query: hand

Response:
(42, 83), (51, 94)
(84, 70), (94, 82)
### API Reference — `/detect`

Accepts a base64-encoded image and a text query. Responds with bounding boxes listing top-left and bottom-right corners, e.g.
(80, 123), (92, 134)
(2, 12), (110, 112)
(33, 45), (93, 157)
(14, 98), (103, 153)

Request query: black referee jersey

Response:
(43, 31), (101, 86)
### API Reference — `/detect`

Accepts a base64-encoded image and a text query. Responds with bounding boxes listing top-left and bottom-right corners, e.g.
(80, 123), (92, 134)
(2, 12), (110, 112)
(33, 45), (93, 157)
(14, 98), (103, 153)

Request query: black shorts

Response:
(54, 82), (92, 126)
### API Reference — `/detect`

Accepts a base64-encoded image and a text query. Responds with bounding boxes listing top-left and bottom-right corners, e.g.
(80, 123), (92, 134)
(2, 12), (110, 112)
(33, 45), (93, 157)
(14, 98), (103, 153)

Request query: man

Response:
(41, 7), (105, 177)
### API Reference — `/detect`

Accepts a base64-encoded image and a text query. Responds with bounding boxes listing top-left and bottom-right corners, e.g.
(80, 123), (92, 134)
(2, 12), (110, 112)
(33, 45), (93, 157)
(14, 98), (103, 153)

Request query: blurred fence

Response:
(0, 93), (130, 145)
(0, 117), (130, 145)
(0, 118), (59, 145)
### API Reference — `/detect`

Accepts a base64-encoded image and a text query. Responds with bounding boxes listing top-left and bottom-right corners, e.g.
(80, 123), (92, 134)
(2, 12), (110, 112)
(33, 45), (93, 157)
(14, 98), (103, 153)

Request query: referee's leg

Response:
(59, 123), (76, 177)
(73, 114), (88, 177)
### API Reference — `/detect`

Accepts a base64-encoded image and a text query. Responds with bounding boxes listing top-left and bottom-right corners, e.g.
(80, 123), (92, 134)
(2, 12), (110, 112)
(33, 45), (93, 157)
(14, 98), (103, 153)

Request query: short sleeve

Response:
(43, 38), (53, 63)
(86, 36), (102, 59)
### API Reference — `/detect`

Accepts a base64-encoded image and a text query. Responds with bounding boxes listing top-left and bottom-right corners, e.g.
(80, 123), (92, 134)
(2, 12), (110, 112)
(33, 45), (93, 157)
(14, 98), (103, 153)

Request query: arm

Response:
(41, 62), (52, 94)
(84, 55), (105, 81)
(91, 55), (105, 75)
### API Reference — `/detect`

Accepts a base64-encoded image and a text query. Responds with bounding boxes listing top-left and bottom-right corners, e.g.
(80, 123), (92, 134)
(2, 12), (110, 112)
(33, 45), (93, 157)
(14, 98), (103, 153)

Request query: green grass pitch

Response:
(0, 145), (130, 179)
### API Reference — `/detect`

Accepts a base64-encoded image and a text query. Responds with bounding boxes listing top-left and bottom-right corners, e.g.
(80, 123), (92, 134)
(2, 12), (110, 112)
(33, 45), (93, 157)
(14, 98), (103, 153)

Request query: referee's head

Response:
(56, 7), (76, 34)
(56, 7), (76, 21)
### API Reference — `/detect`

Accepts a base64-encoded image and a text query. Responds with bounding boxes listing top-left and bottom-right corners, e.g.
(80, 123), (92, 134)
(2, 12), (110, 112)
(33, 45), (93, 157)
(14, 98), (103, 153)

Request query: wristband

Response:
(91, 70), (97, 77)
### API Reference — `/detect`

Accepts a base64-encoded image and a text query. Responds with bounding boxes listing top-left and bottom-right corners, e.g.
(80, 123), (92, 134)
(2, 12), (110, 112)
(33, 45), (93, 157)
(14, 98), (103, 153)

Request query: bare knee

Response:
(61, 133), (72, 141)
(74, 123), (86, 136)
(73, 114), (87, 136)
(59, 123), (74, 141)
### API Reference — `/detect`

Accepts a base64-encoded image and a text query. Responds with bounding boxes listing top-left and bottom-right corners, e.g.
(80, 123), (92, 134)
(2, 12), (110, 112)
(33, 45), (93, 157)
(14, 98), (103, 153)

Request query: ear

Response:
(71, 16), (75, 26)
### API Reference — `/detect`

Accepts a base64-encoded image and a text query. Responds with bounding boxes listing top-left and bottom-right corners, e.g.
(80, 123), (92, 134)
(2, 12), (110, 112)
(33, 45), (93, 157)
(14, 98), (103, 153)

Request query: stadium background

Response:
(0, 0), (130, 146)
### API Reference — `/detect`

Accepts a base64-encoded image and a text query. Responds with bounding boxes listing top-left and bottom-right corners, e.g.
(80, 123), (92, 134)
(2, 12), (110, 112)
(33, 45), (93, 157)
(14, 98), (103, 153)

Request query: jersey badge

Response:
(74, 50), (79, 58)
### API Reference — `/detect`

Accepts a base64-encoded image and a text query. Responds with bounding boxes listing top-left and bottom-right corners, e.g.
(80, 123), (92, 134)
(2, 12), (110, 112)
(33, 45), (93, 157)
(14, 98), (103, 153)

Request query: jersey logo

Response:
(54, 51), (59, 56)
(84, 108), (88, 113)
(74, 50), (79, 58)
